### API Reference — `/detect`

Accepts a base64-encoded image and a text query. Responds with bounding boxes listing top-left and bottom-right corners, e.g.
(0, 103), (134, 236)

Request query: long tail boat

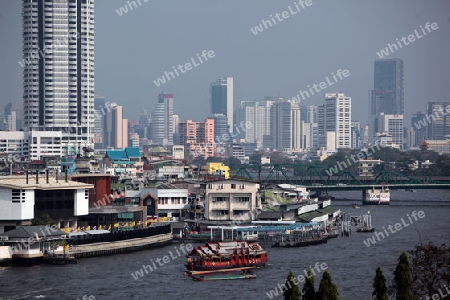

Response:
(185, 241), (268, 271)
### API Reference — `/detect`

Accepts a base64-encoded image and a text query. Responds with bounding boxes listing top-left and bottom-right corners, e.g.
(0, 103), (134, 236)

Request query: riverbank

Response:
(71, 232), (173, 258)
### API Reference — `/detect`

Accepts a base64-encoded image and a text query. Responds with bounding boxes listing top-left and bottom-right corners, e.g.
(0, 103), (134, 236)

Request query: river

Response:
(1, 189), (449, 300)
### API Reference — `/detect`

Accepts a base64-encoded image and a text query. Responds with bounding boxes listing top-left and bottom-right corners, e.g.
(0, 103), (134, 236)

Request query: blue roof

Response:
(125, 147), (141, 158)
(106, 150), (127, 160)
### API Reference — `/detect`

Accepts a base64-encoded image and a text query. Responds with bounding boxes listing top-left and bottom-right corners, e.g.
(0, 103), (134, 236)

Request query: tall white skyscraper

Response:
(211, 77), (234, 129)
(318, 93), (352, 150)
(22, 0), (95, 153)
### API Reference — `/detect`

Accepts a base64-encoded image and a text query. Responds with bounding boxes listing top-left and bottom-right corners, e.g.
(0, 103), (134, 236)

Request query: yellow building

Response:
(202, 162), (230, 179)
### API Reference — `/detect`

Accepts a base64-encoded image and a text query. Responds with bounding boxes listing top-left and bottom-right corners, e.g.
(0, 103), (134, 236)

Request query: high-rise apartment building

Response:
(151, 93), (174, 145)
(211, 77), (234, 130)
(377, 113), (404, 149)
(369, 59), (404, 139)
(178, 119), (215, 159)
(318, 93), (352, 150)
(22, 0), (95, 152)
(235, 100), (273, 144)
(264, 99), (301, 151)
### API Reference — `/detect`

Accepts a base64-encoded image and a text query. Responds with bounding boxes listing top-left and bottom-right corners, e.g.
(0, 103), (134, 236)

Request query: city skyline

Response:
(1, 1), (449, 127)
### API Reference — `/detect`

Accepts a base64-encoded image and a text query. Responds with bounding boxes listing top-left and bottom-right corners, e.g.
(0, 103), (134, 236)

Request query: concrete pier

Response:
(71, 233), (173, 258)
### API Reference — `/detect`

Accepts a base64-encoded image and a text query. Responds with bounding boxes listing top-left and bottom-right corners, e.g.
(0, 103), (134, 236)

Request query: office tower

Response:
(264, 99), (301, 151)
(93, 96), (105, 149)
(318, 93), (352, 150)
(103, 103), (127, 148)
(211, 114), (230, 144)
(151, 93), (174, 145)
(22, 0), (95, 151)
(369, 59), (404, 139)
(378, 113), (404, 149)
(426, 102), (450, 140)
(172, 114), (180, 144)
(235, 100), (273, 143)
(211, 77), (234, 129)
(351, 121), (361, 149)
(411, 111), (427, 147)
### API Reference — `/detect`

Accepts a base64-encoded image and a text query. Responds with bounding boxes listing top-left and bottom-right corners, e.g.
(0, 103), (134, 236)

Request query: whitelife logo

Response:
(250, 0), (313, 35)
(376, 22), (439, 58)
(153, 50), (215, 87)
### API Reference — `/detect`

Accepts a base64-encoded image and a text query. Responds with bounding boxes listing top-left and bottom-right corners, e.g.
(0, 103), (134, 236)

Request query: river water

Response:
(1, 189), (449, 300)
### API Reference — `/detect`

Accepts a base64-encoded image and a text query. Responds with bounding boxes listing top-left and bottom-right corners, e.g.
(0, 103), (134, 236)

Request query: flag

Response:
(77, 227), (80, 232)
(92, 226), (97, 230)
(108, 224), (112, 230)
(114, 223), (119, 228)
(98, 225), (102, 230)
(85, 226), (91, 231)
(131, 221), (136, 226)
(81, 226), (85, 231)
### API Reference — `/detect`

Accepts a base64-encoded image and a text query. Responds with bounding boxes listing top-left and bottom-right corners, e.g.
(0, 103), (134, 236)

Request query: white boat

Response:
(364, 186), (390, 205)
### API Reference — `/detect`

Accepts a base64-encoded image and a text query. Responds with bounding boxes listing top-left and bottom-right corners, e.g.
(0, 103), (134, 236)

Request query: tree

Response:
(393, 252), (413, 300)
(409, 242), (450, 298)
(283, 270), (301, 300)
(302, 269), (316, 300)
(31, 213), (56, 226)
(372, 267), (388, 300)
(316, 270), (339, 300)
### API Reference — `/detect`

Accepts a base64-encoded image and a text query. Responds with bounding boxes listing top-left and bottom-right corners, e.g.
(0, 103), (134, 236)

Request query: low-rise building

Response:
(0, 174), (93, 233)
(202, 162), (230, 179)
(204, 179), (261, 222)
(142, 183), (189, 221)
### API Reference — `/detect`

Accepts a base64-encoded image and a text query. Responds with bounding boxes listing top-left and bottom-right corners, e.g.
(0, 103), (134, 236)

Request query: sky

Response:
(1, 0), (449, 127)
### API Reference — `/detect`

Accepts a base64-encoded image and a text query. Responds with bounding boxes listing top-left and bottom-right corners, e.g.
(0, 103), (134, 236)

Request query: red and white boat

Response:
(186, 241), (268, 271)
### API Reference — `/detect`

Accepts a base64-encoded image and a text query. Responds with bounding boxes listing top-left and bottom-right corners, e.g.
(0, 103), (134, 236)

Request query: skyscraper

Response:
(103, 103), (128, 149)
(151, 93), (174, 145)
(318, 93), (352, 150)
(369, 59), (404, 139)
(235, 100), (273, 143)
(426, 102), (450, 140)
(264, 99), (301, 151)
(22, 0), (95, 152)
(211, 77), (234, 129)
(378, 113), (404, 149)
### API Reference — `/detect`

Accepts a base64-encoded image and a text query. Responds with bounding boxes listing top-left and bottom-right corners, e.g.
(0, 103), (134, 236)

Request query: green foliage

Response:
(283, 270), (301, 300)
(316, 270), (339, 300)
(409, 242), (450, 298)
(393, 252), (413, 300)
(302, 269), (316, 300)
(372, 267), (388, 300)
(31, 214), (56, 226)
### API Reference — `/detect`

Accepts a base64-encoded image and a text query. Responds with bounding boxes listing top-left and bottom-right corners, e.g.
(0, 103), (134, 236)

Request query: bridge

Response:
(231, 164), (450, 191)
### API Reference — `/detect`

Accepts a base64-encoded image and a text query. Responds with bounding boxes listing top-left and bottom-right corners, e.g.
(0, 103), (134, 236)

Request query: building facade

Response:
(211, 77), (234, 130)
(151, 93), (174, 145)
(22, 0), (95, 152)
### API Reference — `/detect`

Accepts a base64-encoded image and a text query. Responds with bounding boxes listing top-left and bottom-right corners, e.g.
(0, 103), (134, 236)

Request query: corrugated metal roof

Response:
(125, 147), (141, 158)
(106, 150), (127, 160)
(2, 226), (67, 238)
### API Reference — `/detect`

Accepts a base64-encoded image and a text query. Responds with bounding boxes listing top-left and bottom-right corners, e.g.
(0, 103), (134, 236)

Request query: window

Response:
(231, 184), (236, 189)
(235, 197), (250, 202)
(208, 184), (213, 189)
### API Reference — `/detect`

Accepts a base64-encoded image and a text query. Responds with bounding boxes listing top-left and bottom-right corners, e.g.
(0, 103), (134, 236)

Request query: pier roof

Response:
(0, 176), (93, 190)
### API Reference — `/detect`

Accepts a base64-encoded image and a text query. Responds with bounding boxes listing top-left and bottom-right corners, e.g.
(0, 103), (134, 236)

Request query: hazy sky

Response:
(1, 0), (449, 127)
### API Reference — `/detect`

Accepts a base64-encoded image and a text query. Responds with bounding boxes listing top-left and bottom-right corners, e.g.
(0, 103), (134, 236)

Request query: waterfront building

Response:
(142, 184), (189, 221)
(204, 179), (261, 222)
(211, 77), (234, 130)
(22, 0), (95, 153)
(0, 174), (93, 233)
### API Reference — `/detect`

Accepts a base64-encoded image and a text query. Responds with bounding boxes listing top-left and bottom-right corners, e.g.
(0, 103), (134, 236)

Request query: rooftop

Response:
(2, 226), (67, 239)
(0, 175), (94, 190)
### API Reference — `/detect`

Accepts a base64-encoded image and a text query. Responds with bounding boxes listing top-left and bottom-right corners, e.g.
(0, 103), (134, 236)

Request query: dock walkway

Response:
(71, 233), (173, 258)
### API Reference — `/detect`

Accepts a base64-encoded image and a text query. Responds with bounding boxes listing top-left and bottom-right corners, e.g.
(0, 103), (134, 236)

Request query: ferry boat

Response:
(364, 186), (390, 205)
(186, 241), (268, 271)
